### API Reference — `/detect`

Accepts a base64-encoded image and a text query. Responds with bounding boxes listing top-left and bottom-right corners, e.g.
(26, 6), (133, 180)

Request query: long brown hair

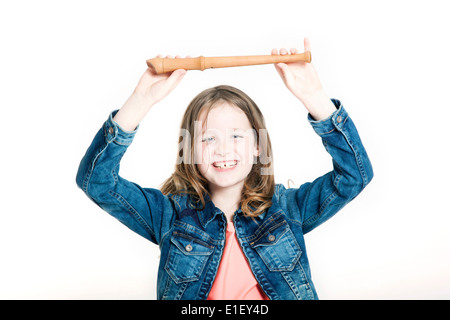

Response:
(160, 85), (274, 217)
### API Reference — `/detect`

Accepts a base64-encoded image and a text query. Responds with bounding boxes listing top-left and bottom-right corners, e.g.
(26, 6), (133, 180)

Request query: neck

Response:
(209, 183), (243, 223)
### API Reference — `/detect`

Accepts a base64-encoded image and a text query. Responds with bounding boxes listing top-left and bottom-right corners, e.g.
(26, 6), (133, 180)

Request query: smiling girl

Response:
(76, 38), (373, 300)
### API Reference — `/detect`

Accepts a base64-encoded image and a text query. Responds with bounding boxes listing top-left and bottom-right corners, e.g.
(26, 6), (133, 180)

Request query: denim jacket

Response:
(76, 99), (373, 300)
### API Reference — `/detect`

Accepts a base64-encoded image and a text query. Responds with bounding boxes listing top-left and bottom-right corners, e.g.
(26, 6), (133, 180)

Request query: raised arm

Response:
(272, 37), (336, 121)
(76, 60), (186, 243)
(273, 39), (373, 232)
(113, 56), (186, 131)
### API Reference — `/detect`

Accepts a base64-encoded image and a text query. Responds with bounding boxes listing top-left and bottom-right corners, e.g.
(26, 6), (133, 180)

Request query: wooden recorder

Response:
(146, 51), (311, 74)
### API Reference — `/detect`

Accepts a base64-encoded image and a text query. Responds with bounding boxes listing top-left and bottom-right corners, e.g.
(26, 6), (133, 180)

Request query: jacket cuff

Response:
(103, 110), (139, 145)
(307, 99), (348, 136)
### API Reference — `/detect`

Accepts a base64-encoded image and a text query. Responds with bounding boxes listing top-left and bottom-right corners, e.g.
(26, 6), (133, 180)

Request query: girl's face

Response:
(195, 102), (259, 192)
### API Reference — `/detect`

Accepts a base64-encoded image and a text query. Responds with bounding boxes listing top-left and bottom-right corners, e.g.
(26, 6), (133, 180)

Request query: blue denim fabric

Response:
(76, 99), (373, 300)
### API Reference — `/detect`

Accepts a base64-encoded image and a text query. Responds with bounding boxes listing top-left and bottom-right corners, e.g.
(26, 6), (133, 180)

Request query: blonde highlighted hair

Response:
(160, 85), (274, 217)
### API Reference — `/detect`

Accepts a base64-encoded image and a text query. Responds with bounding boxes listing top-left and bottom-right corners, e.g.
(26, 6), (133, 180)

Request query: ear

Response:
(253, 143), (260, 157)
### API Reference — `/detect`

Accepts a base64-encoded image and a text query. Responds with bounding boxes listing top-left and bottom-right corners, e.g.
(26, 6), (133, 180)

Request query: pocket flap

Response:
(170, 232), (214, 256)
(251, 224), (290, 247)
(250, 222), (301, 272)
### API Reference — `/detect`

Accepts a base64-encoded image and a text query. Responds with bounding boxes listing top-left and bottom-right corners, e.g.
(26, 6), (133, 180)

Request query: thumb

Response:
(166, 69), (187, 89)
(276, 63), (295, 86)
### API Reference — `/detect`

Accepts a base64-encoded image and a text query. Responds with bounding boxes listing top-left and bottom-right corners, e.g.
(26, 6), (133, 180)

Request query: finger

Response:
(175, 55), (181, 59)
(304, 37), (311, 52)
(280, 48), (288, 55)
(290, 48), (298, 54)
(277, 63), (294, 84)
(271, 48), (278, 55)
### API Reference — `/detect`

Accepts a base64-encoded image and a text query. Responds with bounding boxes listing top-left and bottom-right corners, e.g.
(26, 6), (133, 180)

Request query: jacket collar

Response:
(187, 193), (224, 228)
(188, 193), (278, 227)
(171, 186), (283, 228)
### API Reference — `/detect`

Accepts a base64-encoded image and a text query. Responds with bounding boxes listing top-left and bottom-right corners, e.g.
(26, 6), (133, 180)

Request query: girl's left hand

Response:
(273, 38), (336, 120)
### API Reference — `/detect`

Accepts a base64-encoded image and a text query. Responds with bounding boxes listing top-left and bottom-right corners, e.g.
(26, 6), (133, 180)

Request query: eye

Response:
(202, 136), (215, 143)
(231, 134), (244, 139)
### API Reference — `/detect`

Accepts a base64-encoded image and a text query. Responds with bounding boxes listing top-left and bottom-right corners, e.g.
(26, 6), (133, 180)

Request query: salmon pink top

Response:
(207, 221), (269, 300)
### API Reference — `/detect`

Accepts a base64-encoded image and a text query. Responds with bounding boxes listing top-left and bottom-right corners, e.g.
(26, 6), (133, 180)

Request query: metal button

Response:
(268, 235), (275, 242)
(185, 244), (193, 252)
(336, 115), (342, 123)
(108, 127), (114, 135)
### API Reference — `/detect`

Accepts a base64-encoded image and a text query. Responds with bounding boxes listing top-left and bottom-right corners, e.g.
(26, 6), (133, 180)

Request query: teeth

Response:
(213, 161), (238, 169)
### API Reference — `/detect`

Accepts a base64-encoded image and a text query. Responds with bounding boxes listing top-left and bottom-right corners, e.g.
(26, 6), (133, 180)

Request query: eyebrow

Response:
(201, 128), (246, 134)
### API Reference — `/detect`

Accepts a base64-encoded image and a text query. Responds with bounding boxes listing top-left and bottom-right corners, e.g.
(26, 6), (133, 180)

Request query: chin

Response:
(208, 171), (252, 190)
(205, 173), (240, 187)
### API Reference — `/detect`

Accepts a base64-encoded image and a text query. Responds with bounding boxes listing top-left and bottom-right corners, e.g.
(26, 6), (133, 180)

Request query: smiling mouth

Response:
(212, 160), (239, 169)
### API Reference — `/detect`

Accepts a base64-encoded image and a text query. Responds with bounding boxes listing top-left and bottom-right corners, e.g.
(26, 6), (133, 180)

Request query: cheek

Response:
(236, 138), (258, 165)
(194, 143), (211, 174)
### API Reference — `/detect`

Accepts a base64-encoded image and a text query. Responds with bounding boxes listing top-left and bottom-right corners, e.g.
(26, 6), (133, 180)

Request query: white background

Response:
(1, 0), (449, 299)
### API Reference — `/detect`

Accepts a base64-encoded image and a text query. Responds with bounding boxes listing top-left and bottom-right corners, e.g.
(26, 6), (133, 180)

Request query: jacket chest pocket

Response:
(165, 232), (214, 284)
(250, 222), (301, 272)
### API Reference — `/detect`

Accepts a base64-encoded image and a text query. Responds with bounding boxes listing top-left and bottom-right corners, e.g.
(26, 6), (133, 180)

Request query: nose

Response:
(214, 137), (232, 156)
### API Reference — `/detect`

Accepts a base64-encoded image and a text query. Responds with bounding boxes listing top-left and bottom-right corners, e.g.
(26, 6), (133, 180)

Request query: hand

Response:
(113, 55), (187, 131)
(273, 38), (336, 120)
(133, 55), (187, 106)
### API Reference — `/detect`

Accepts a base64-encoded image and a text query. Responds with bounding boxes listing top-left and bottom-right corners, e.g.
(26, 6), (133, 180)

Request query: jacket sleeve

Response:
(75, 110), (176, 244)
(281, 99), (374, 234)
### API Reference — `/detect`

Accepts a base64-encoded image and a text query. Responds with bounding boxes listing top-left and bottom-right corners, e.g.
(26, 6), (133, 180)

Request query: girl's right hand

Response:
(113, 55), (187, 131)
(133, 55), (187, 106)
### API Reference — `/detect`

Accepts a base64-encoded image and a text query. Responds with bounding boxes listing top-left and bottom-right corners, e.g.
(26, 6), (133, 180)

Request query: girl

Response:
(76, 38), (373, 300)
